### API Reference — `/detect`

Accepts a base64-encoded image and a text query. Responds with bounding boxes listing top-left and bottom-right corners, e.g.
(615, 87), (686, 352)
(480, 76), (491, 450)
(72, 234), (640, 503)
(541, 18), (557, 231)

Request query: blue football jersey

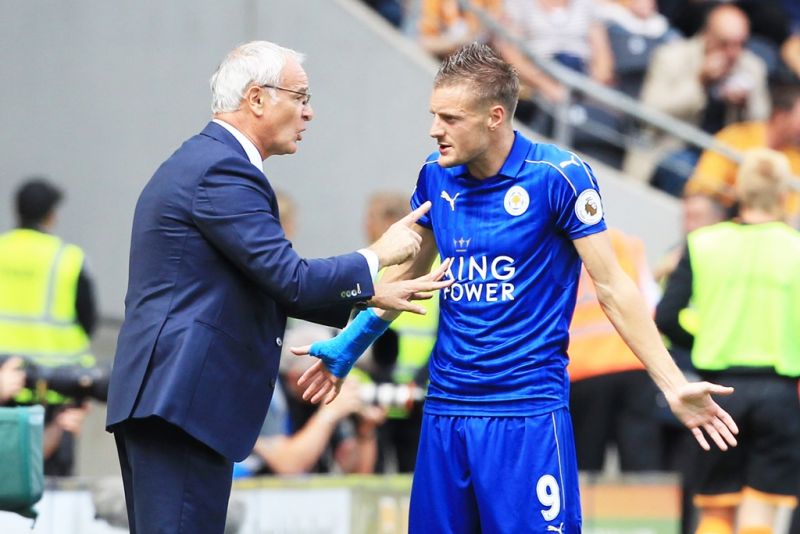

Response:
(411, 132), (607, 416)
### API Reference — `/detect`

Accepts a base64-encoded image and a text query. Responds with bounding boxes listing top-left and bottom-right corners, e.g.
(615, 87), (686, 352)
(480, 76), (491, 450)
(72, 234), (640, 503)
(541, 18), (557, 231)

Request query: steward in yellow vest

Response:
(656, 149), (800, 534)
(0, 178), (96, 476)
(0, 229), (94, 373)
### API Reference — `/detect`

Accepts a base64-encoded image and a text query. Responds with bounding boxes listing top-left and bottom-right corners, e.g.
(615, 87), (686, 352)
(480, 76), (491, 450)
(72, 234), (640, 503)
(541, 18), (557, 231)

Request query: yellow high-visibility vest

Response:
(372, 263), (439, 419)
(0, 229), (94, 402)
(687, 221), (800, 377)
(389, 296), (438, 386)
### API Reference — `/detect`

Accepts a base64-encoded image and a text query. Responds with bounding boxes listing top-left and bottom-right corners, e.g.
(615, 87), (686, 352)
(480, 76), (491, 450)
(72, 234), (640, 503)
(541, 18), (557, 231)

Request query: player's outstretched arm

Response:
(574, 231), (738, 451)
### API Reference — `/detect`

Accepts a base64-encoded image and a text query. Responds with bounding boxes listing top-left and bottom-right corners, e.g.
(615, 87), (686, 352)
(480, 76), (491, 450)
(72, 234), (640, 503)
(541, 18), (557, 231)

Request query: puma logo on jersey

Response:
(546, 523), (564, 534)
(441, 190), (460, 211)
(559, 154), (580, 169)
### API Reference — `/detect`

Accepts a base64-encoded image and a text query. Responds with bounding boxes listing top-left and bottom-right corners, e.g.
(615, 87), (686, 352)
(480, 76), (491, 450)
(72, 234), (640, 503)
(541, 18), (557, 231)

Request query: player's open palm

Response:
(668, 381), (738, 451)
(292, 358), (343, 405)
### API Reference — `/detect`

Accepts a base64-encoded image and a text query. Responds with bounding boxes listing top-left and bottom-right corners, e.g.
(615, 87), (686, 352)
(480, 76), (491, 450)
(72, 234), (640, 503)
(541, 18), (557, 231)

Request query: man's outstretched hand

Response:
(369, 258), (453, 314)
(667, 381), (738, 451)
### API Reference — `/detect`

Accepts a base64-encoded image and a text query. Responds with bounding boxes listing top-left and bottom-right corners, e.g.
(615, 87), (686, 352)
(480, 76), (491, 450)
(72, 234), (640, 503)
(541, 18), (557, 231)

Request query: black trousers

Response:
(114, 416), (233, 534)
(570, 370), (663, 472)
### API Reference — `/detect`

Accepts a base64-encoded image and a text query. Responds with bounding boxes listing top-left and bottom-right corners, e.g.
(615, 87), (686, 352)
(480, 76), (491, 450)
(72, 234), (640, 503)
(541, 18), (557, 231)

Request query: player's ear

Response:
(487, 104), (505, 131)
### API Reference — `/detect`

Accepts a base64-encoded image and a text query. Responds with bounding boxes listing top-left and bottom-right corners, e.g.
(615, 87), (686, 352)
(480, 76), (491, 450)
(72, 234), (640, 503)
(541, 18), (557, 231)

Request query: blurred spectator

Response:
(626, 4), (769, 192)
(362, 192), (437, 473)
(658, 0), (799, 81)
(497, 0), (614, 105)
(275, 188), (297, 243)
(282, 336), (384, 474)
(0, 178), (96, 476)
(567, 228), (664, 472)
(497, 0), (620, 165)
(652, 192), (728, 287)
(363, 0), (406, 28)
(781, 0), (800, 82)
(235, 328), (381, 476)
(599, 0), (681, 99)
(417, 0), (501, 60)
(656, 149), (800, 534)
(684, 82), (800, 222)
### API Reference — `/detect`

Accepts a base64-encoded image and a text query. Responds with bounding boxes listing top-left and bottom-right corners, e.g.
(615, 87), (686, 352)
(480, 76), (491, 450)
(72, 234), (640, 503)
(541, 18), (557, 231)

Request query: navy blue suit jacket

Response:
(106, 122), (374, 461)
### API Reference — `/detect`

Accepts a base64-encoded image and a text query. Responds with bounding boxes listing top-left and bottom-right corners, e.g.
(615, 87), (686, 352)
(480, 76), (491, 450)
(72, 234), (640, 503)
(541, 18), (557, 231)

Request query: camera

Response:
(0, 355), (110, 403)
(359, 382), (425, 411)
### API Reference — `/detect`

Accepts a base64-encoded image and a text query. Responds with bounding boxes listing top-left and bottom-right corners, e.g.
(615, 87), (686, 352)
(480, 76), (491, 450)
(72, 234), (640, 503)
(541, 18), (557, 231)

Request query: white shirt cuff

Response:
(356, 248), (379, 279)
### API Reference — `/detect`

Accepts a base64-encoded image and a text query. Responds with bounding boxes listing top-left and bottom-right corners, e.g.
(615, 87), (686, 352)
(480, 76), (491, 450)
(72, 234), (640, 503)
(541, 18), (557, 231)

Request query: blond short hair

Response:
(735, 148), (792, 213)
(435, 43), (519, 120)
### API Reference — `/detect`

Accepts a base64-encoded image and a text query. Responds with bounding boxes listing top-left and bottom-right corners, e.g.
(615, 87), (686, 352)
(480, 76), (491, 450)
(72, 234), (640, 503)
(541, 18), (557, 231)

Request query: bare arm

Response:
(0, 357), (25, 403)
(587, 21), (614, 86)
(574, 231), (738, 450)
(575, 232), (686, 394)
(43, 404), (90, 460)
(253, 380), (363, 475)
(251, 414), (335, 475)
(781, 34), (800, 80)
(372, 224), (441, 321)
(333, 408), (383, 474)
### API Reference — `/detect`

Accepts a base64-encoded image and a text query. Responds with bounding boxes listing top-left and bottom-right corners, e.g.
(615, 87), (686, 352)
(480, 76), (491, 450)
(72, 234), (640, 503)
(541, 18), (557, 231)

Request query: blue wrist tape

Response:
(309, 308), (391, 378)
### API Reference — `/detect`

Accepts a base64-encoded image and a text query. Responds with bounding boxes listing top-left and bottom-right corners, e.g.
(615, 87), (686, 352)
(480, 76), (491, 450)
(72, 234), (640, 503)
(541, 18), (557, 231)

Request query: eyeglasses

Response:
(261, 84), (312, 106)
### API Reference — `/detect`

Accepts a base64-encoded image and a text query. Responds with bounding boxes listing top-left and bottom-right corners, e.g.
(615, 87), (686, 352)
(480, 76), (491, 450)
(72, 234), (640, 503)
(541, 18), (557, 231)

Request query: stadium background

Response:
(1, 0), (692, 532)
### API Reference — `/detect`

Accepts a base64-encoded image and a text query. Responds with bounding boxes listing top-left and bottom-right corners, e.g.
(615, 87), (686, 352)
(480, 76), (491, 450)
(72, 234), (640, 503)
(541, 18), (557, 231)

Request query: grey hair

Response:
(434, 43), (519, 119)
(210, 41), (305, 114)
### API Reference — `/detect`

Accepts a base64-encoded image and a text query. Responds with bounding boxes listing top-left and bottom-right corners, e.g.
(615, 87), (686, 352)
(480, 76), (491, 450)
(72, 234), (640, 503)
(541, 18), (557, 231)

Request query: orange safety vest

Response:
(567, 229), (655, 382)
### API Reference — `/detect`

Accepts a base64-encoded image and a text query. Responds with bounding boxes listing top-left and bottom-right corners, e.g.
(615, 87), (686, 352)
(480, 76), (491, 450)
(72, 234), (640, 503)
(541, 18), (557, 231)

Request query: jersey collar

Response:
(497, 131), (531, 179)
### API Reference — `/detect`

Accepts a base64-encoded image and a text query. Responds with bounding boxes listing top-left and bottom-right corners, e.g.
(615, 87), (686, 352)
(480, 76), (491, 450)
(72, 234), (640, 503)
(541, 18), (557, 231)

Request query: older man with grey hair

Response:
(105, 40), (450, 534)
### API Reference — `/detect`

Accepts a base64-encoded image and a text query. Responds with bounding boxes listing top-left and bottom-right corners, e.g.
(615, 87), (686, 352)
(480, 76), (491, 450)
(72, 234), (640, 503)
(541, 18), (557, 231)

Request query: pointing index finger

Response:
(400, 201), (432, 226)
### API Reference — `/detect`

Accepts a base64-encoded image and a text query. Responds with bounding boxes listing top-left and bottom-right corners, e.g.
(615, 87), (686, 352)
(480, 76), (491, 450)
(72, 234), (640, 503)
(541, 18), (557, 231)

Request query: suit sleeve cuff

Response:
(356, 249), (379, 279)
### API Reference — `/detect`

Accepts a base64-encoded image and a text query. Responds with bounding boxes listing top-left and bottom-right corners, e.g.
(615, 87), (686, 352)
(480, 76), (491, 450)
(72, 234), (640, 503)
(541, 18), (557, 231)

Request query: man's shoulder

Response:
(175, 127), (243, 163)
(153, 127), (256, 186)
(714, 121), (765, 146)
(736, 47), (768, 76)
(649, 36), (698, 67)
(525, 141), (572, 162)
(521, 143), (587, 177)
(420, 152), (440, 171)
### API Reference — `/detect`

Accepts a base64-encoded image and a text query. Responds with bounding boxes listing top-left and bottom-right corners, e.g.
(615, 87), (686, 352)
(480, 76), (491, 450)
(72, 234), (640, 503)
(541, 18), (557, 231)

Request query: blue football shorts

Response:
(409, 408), (581, 533)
